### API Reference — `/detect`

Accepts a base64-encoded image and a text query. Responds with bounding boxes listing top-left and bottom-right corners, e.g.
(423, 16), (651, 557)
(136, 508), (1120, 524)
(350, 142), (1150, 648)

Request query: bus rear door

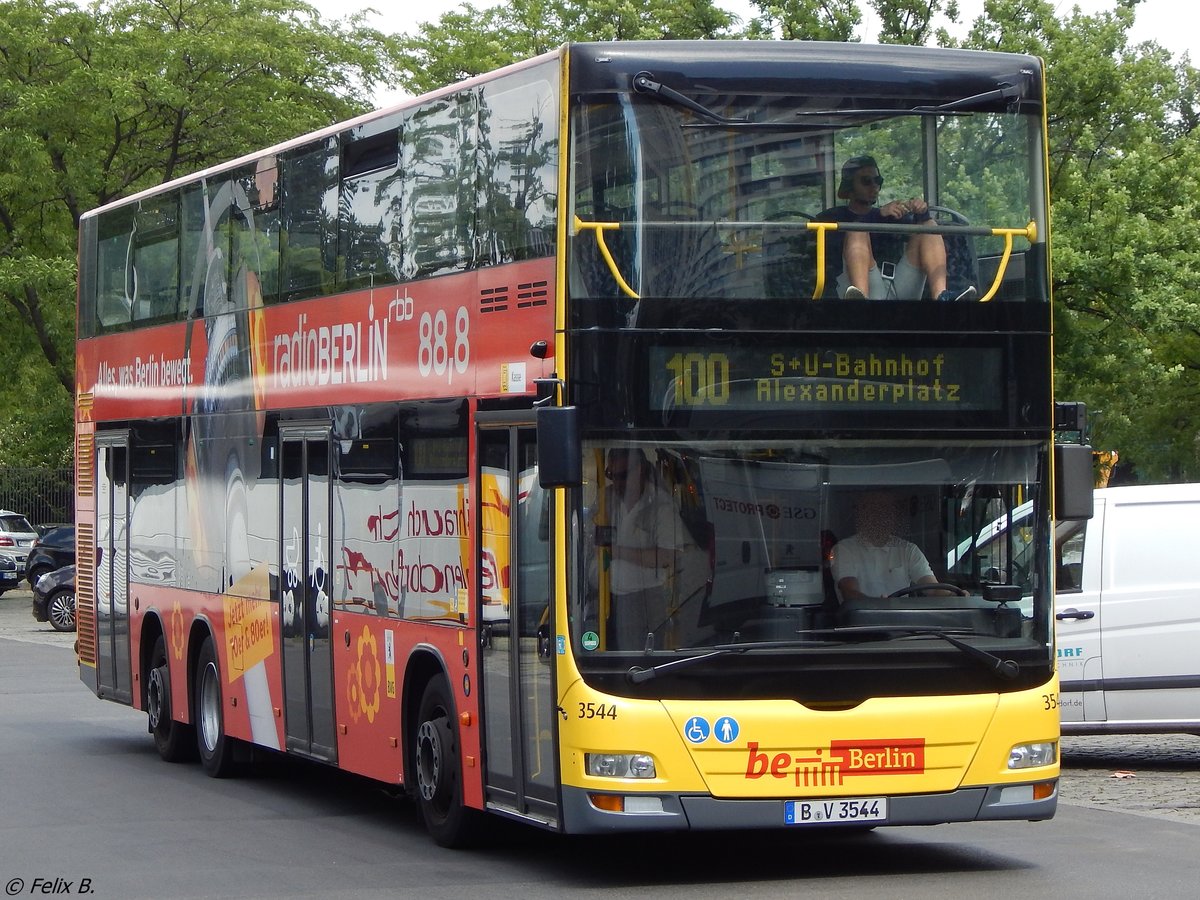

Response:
(95, 431), (133, 704)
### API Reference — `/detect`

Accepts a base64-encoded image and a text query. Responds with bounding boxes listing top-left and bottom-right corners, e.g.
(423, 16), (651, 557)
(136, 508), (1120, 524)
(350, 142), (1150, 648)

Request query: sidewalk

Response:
(1060, 734), (1200, 824)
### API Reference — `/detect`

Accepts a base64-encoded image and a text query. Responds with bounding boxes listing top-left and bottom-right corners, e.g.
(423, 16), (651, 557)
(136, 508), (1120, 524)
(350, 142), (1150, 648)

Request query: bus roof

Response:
(567, 40), (1043, 102)
(80, 40), (1042, 221)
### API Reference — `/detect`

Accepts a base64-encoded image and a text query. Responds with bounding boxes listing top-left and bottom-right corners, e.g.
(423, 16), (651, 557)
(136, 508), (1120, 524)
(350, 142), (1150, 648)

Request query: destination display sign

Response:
(648, 346), (1004, 413)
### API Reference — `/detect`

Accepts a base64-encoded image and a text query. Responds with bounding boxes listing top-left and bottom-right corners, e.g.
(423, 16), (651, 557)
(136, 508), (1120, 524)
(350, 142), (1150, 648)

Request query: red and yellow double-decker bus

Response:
(75, 41), (1091, 846)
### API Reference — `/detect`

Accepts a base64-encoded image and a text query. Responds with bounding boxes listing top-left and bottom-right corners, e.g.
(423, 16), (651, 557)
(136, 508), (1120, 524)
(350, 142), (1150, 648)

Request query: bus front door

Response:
(280, 426), (337, 763)
(477, 418), (559, 827)
(95, 432), (132, 704)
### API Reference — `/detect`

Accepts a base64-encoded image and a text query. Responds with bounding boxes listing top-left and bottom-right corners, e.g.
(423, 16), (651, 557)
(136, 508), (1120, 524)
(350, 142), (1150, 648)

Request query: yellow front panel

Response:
(559, 679), (1059, 797)
(663, 695), (997, 797)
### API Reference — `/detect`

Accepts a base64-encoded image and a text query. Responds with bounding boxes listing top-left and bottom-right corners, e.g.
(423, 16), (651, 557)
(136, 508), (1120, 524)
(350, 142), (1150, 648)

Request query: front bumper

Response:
(560, 781), (1057, 833)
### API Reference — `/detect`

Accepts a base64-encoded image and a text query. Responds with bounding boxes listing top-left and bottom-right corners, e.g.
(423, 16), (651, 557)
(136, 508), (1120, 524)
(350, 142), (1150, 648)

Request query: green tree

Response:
(0, 0), (403, 466)
(9, 0), (1200, 478)
(962, 0), (1200, 479)
(397, 0), (738, 96)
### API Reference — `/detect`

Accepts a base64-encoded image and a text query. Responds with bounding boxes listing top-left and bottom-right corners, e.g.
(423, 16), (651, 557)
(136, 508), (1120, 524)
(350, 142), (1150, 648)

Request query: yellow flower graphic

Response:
(170, 602), (185, 661)
(347, 625), (382, 724)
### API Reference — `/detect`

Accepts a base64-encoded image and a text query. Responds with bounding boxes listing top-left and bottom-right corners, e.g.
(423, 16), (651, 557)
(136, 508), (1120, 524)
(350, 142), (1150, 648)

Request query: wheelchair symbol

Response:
(684, 716), (711, 743)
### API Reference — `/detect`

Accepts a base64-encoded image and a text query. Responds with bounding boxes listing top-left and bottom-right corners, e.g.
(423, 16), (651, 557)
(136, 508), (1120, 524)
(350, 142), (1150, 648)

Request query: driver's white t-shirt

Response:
(831, 534), (934, 600)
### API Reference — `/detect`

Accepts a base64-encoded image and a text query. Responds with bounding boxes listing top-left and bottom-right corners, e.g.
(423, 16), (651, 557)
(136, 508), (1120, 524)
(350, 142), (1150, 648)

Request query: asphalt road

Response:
(2, 587), (1198, 898)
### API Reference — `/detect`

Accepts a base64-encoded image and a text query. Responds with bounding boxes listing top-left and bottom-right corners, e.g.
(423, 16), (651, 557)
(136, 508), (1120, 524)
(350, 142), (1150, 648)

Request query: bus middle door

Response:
(476, 415), (559, 828)
(280, 425), (337, 763)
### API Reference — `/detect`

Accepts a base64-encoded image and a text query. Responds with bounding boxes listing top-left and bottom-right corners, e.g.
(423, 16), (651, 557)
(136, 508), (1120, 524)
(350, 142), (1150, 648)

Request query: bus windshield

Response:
(571, 438), (1050, 696)
(571, 85), (1043, 303)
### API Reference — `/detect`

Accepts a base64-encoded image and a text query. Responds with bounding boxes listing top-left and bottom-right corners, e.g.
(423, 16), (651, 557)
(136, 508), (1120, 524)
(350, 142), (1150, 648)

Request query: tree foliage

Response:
(396, 0), (738, 97)
(5, 0), (1200, 480)
(959, 0), (1200, 479)
(398, 0), (1200, 480)
(0, 0), (402, 465)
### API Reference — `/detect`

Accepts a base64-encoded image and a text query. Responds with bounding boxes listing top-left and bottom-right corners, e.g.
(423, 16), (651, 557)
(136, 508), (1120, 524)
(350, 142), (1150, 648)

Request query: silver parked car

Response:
(0, 509), (38, 576)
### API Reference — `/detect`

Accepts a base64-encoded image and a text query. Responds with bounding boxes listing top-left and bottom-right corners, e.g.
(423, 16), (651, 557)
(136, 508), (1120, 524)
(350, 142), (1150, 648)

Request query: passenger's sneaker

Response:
(843, 285), (867, 300)
(937, 285), (977, 302)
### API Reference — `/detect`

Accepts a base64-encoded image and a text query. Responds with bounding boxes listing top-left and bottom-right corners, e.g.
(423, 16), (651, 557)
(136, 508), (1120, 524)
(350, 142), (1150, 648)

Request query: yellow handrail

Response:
(980, 222), (1038, 302)
(806, 221), (839, 300)
(577, 215), (1038, 303)
(574, 216), (639, 300)
(806, 218), (1041, 303)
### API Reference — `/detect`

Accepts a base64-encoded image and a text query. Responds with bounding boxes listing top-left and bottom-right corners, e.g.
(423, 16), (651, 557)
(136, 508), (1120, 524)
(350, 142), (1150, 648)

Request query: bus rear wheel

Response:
(413, 677), (479, 847)
(147, 635), (195, 762)
(195, 635), (237, 777)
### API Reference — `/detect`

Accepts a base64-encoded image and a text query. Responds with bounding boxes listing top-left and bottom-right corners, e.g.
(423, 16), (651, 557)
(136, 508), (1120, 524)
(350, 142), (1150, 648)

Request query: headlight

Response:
(1008, 742), (1057, 769)
(585, 752), (657, 779)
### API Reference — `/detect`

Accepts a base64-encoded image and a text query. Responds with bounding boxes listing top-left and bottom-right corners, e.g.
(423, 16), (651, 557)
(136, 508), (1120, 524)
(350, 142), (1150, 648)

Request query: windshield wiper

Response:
(626, 634), (843, 685)
(626, 646), (749, 685)
(632, 71), (746, 125)
(887, 628), (1020, 680)
(914, 83), (1023, 113)
(794, 84), (1026, 120)
(626, 629), (1018, 684)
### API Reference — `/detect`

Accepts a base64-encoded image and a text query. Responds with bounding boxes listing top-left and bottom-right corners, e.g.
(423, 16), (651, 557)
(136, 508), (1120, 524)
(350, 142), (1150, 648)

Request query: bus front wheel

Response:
(147, 635), (195, 762)
(195, 636), (237, 777)
(413, 677), (479, 847)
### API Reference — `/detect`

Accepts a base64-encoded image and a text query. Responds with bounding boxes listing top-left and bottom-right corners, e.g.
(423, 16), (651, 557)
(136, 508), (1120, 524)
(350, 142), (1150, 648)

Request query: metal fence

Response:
(0, 467), (74, 527)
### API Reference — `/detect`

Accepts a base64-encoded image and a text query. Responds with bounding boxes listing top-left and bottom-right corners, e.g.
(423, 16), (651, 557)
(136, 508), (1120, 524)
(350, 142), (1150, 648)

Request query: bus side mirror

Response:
(536, 406), (581, 488)
(1054, 443), (1094, 521)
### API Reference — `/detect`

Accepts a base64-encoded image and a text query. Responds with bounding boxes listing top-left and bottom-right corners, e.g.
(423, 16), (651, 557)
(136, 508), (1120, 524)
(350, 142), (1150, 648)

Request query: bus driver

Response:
(832, 491), (962, 603)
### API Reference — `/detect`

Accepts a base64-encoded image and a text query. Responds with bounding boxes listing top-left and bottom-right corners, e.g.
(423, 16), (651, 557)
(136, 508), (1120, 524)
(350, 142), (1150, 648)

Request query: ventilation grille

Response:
(516, 280), (549, 309)
(76, 434), (95, 497)
(480, 280), (549, 313)
(479, 284), (509, 314)
(75, 522), (96, 666)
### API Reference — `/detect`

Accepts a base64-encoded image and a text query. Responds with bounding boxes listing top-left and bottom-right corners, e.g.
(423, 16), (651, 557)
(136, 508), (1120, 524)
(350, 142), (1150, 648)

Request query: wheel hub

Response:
(416, 721), (442, 801)
(147, 665), (168, 729)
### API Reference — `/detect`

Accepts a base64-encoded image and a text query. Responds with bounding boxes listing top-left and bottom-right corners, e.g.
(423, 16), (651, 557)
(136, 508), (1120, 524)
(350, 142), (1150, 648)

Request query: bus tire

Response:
(414, 677), (479, 847)
(147, 634), (195, 762)
(195, 635), (237, 777)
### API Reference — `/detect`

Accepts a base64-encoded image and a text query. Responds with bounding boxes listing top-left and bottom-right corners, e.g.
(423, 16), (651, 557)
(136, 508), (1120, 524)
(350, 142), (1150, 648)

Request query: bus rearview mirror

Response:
(537, 406), (581, 488)
(1055, 443), (1094, 521)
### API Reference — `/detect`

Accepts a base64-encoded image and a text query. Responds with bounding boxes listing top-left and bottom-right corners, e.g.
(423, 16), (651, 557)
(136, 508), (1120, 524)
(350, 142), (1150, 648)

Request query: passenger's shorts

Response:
(837, 255), (927, 300)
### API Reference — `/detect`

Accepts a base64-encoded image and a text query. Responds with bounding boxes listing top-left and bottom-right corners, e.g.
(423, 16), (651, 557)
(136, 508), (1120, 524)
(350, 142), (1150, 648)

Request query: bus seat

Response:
(762, 227), (820, 299)
(929, 208), (980, 297)
(943, 230), (979, 296)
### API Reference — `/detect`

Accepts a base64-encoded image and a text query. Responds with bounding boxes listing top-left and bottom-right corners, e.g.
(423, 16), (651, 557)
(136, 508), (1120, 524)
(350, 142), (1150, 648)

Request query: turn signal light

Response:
(1032, 781), (1055, 801)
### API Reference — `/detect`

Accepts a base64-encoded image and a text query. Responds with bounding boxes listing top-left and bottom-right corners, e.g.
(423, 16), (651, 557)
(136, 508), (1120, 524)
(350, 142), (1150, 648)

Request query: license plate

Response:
(785, 797), (887, 825)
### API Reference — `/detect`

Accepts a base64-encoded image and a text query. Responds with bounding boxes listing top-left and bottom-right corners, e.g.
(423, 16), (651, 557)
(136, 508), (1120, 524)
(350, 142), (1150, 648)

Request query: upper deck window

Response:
(570, 86), (1043, 304)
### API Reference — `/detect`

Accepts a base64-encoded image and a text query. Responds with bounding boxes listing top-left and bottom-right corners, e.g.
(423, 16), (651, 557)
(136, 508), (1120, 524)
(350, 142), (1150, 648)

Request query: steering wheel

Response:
(926, 205), (971, 226)
(887, 582), (969, 598)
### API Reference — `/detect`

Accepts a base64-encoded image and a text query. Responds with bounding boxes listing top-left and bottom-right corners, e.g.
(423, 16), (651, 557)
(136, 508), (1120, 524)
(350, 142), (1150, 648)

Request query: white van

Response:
(1054, 483), (1200, 736)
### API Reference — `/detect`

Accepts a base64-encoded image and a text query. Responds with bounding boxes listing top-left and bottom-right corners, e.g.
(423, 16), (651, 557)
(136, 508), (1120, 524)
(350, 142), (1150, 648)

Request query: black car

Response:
(32, 564), (76, 632)
(0, 555), (18, 597)
(26, 524), (75, 587)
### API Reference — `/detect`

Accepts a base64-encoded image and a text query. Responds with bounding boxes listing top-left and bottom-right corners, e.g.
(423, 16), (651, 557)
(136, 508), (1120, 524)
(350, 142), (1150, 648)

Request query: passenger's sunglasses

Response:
(857, 175), (885, 187)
